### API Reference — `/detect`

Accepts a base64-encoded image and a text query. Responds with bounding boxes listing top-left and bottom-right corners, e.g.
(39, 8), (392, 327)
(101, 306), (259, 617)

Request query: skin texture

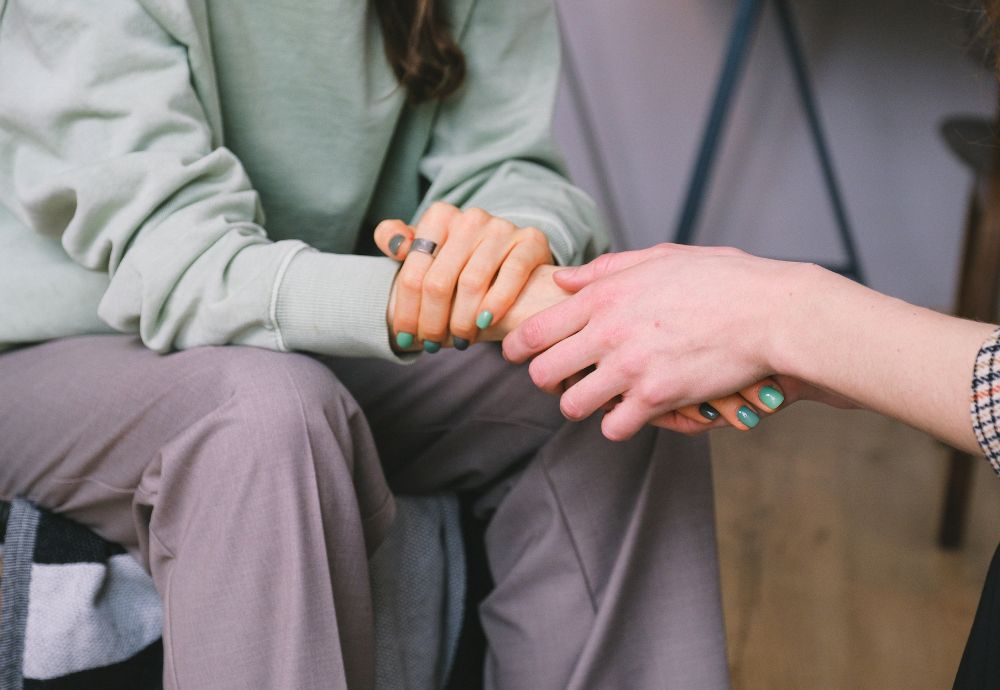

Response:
(502, 243), (996, 449)
(375, 202), (553, 347)
(378, 209), (763, 436)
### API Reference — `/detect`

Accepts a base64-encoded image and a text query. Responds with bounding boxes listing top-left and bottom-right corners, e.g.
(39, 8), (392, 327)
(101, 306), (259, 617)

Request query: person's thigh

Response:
(329, 345), (729, 688)
(325, 344), (564, 495)
(0, 334), (391, 553)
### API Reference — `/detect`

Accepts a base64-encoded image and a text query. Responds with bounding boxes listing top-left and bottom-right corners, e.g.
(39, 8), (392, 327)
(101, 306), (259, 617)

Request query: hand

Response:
(502, 243), (810, 440)
(375, 202), (553, 351)
(481, 264), (571, 340)
(641, 374), (855, 436)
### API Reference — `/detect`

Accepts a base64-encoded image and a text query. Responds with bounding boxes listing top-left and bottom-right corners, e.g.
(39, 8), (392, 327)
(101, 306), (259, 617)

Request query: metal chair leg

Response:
(941, 449), (977, 548)
(674, 0), (865, 284)
(773, 0), (864, 284)
(674, 0), (766, 246)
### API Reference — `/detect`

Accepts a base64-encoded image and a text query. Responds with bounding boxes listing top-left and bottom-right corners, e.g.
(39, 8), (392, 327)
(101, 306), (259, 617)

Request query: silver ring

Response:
(410, 238), (438, 257)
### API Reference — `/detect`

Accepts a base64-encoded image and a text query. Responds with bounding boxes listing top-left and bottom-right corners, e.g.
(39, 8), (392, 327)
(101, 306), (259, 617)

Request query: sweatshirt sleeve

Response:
(416, 0), (609, 267)
(0, 0), (404, 360)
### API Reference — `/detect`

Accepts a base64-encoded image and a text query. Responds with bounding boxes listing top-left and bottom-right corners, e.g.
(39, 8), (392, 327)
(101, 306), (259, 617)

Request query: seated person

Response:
(0, 1), (735, 687)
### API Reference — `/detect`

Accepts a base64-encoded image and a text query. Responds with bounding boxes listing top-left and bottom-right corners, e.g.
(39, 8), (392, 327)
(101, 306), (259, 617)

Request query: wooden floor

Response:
(712, 403), (1000, 690)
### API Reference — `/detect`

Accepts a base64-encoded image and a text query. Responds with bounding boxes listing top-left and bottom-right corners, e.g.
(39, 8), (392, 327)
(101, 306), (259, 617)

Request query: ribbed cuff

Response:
(275, 250), (414, 362)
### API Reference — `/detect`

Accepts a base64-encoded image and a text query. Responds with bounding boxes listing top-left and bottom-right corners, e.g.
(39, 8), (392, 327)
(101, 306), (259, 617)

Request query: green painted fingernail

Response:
(395, 332), (413, 349)
(476, 310), (493, 329)
(423, 340), (441, 353)
(453, 337), (470, 351)
(737, 406), (760, 429)
(388, 234), (405, 256)
(699, 403), (720, 420)
(758, 386), (784, 410)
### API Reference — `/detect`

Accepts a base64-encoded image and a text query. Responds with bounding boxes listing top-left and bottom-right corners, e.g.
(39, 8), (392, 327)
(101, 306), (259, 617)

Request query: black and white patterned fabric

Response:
(0, 496), (466, 690)
(0, 499), (163, 690)
(972, 327), (1000, 474)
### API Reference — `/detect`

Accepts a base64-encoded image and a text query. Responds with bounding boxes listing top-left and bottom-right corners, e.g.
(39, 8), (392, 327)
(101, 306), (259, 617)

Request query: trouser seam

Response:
(538, 456), (599, 613)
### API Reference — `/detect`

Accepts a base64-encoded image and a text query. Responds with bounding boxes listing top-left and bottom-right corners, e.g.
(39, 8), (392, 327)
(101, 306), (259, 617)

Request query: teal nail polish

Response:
(699, 403), (720, 420)
(453, 337), (470, 351)
(395, 332), (414, 349)
(423, 340), (441, 354)
(388, 234), (405, 256)
(737, 406), (760, 429)
(758, 386), (784, 411)
(476, 310), (494, 329)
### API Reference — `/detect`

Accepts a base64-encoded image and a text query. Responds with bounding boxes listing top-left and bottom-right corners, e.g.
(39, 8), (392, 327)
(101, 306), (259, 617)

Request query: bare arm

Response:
(503, 244), (996, 449)
(771, 263), (993, 453)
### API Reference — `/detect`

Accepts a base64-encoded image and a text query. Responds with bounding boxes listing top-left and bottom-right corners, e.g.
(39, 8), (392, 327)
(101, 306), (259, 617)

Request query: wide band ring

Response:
(410, 238), (438, 257)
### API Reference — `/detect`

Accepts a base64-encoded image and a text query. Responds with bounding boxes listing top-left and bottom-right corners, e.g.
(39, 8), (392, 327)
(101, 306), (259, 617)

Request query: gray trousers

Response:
(0, 335), (729, 689)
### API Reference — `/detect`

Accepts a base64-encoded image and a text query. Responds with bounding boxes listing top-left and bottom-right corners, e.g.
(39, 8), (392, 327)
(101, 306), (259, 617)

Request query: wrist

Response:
(765, 261), (840, 380)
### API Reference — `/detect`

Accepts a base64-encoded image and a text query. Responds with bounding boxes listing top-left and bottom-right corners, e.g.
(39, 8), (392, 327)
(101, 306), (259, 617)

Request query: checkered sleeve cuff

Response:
(971, 327), (1000, 474)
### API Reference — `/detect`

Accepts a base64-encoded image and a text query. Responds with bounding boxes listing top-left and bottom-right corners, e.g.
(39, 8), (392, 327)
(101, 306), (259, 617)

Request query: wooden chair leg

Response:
(938, 102), (1000, 548)
(940, 449), (977, 548)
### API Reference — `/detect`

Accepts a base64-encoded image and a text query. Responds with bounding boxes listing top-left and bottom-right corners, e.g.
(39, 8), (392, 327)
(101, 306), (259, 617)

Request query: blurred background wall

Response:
(550, 4), (1000, 687)
(552, 0), (996, 308)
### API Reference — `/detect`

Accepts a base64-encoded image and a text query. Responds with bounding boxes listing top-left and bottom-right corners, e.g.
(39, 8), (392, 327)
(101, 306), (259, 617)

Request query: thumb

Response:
(373, 219), (416, 261)
(554, 246), (666, 290)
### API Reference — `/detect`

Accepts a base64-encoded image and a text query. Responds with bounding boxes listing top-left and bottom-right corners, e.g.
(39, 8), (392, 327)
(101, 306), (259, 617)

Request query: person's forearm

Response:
(770, 264), (995, 452)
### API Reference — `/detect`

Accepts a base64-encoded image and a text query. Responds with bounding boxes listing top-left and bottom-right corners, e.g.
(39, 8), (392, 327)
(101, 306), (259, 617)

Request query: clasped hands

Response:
(377, 204), (825, 440)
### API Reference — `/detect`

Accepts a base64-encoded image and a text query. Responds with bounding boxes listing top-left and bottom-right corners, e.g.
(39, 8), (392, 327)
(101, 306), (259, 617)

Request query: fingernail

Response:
(395, 332), (414, 349)
(737, 406), (760, 429)
(453, 337), (470, 351)
(388, 234), (405, 256)
(758, 386), (784, 410)
(476, 310), (493, 329)
(423, 340), (441, 353)
(699, 403), (720, 420)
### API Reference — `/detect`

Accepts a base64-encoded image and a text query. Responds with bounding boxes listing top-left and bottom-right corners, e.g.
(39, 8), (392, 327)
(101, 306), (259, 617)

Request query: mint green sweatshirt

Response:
(0, 0), (606, 360)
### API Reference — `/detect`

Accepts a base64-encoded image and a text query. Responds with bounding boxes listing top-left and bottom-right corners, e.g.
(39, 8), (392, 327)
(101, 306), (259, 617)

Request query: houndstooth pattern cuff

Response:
(971, 327), (1000, 475)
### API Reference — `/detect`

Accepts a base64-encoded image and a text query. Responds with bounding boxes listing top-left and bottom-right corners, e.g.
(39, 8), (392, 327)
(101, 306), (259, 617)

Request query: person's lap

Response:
(0, 333), (730, 689)
(0, 335), (389, 552)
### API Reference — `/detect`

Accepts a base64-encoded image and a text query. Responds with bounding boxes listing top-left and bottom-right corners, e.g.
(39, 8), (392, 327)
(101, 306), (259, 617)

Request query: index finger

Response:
(501, 292), (591, 363)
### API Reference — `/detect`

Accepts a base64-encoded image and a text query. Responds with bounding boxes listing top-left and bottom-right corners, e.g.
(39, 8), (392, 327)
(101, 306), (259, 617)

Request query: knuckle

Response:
(593, 253), (612, 271)
(398, 269), (424, 293)
(422, 274), (453, 299)
(503, 255), (531, 274)
(458, 269), (489, 292)
(560, 394), (584, 421)
(428, 201), (453, 216)
(635, 383), (664, 409)
(528, 358), (552, 389)
(602, 420), (626, 442)
(520, 318), (546, 349)
(617, 351), (646, 380)
(425, 202), (458, 227)
(518, 226), (546, 244)
(462, 207), (491, 227)
(449, 320), (476, 339)
(486, 218), (516, 239)
(588, 285), (620, 312)
(597, 325), (624, 352)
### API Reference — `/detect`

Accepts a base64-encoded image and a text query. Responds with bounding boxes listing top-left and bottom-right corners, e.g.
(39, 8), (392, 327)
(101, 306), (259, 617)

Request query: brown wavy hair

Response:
(373, 0), (466, 103)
